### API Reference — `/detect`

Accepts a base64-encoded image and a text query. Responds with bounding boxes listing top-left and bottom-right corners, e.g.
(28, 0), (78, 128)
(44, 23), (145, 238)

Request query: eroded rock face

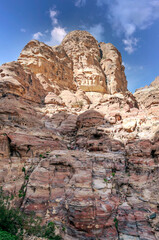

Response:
(61, 30), (107, 93)
(0, 61), (45, 103)
(100, 42), (127, 94)
(134, 76), (159, 111)
(0, 31), (159, 240)
(18, 40), (76, 92)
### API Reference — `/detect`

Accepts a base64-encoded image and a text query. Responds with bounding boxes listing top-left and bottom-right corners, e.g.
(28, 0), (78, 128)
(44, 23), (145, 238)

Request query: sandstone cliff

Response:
(0, 30), (159, 240)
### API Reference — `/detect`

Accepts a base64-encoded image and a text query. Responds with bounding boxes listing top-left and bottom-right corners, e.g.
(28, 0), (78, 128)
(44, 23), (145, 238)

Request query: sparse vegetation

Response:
(113, 217), (118, 230)
(0, 229), (17, 240)
(62, 226), (66, 232)
(39, 153), (47, 158)
(25, 175), (29, 180)
(104, 178), (108, 183)
(0, 188), (62, 239)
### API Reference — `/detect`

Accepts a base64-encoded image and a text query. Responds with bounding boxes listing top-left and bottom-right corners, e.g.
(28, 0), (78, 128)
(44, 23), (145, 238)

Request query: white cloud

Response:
(123, 37), (138, 54)
(96, 0), (159, 53)
(46, 27), (67, 46)
(75, 0), (86, 7)
(46, 7), (67, 46)
(20, 28), (26, 33)
(122, 62), (134, 71)
(32, 7), (67, 46)
(123, 62), (144, 72)
(33, 32), (44, 40)
(50, 9), (58, 25)
(87, 24), (104, 42)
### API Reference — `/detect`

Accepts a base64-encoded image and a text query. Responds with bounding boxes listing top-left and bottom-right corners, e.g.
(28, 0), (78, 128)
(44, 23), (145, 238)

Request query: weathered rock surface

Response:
(134, 76), (159, 110)
(0, 30), (159, 240)
(61, 31), (107, 93)
(0, 61), (45, 103)
(18, 40), (76, 92)
(100, 43), (127, 94)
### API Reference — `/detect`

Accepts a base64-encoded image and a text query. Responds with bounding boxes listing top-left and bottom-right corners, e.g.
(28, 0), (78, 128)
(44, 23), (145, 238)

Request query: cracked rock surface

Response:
(0, 30), (159, 239)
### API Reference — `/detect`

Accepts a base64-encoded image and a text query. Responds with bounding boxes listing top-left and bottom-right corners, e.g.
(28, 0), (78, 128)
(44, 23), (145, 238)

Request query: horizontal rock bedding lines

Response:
(0, 30), (159, 239)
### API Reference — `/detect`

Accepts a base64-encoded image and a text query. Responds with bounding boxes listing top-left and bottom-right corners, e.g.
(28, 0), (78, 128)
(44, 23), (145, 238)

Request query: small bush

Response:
(0, 188), (61, 240)
(0, 229), (17, 240)
(113, 217), (118, 230)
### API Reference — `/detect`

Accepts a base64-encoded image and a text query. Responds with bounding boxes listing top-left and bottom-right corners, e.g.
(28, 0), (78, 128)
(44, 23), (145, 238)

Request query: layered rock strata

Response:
(0, 30), (159, 240)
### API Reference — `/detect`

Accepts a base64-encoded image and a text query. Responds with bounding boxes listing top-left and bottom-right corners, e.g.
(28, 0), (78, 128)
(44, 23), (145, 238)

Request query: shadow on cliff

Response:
(75, 109), (125, 153)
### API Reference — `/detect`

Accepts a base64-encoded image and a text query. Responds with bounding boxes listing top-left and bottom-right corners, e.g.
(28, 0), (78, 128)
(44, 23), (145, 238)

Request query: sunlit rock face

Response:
(18, 40), (76, 92)
(99, 42), (127, 94)
(134, 76), (159, 110)
(0, 61), (45, 103)
(0, 31), (159, 240)
(61, 30), (107, 93)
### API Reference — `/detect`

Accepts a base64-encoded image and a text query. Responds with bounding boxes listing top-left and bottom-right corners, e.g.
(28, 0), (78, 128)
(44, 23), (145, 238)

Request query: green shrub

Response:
(113, 217), (118, 230)
(0, 229), (17, 240)
(0, 188), (61, 240)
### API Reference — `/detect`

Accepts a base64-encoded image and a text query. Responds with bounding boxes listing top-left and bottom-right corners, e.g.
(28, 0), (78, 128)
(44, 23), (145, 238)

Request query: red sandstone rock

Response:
(0, 31), (159, 240)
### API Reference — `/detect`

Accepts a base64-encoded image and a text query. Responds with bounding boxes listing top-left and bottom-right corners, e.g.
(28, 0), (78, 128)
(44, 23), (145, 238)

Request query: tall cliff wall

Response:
(0, 30), (159, 240)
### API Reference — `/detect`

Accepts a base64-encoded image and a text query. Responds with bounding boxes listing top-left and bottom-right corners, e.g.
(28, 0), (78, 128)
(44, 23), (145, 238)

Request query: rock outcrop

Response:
(99, 43), (127, 94)
(18, 40), (76, 92)
(0, 30), (159, 240)
(134, 76), (159, 110)
(61, 31), (107, 93)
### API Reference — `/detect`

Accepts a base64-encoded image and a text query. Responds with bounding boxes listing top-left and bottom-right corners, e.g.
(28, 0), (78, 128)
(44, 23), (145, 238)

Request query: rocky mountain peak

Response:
(150, 76), (159, 88)
(0, 31), (159, 240)
(61, 30), (127, 94)
(17, 29), (128, 95)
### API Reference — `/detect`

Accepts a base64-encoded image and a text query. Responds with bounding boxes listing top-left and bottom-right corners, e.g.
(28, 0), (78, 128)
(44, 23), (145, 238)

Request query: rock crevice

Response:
(0, 30), (159, 240)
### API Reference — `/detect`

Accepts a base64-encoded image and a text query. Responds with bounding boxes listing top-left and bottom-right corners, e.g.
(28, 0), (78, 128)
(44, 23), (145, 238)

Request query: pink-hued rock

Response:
(0, 134), (10, 158)
(0, 30), (159, 240)
(0, 61), (45, 103)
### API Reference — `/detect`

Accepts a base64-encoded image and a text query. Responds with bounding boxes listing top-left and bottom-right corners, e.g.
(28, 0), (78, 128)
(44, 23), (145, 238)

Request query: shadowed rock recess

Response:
(0, 30), (159, 240)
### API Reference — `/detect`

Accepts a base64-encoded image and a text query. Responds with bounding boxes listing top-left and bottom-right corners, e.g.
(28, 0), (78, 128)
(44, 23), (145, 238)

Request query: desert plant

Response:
(22, 167), (25, 173)
(0, 188), (61, 239)
(0, 229), (17, 240)
(113, 217), (118, 230)
(104, 178), (108, 183)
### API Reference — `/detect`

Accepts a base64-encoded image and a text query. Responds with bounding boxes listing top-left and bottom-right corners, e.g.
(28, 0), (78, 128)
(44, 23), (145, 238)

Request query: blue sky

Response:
(0, 0), (159, 92)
